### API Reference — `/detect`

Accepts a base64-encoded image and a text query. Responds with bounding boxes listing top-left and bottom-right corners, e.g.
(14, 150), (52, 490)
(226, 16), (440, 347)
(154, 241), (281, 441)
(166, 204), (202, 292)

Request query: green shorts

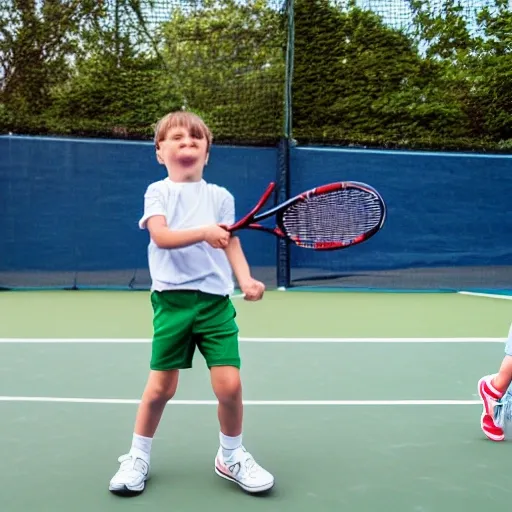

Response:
(150, 290), (240, 371)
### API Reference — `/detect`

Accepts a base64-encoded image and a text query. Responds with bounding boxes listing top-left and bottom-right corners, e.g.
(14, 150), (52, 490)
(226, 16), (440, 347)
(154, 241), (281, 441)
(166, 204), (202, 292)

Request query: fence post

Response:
(276, 0), (294, 289)
(276, 137), (290, 289)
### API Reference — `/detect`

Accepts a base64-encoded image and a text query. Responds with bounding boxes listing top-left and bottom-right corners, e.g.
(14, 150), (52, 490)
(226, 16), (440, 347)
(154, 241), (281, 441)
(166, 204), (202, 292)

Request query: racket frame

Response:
(227, 181), (386, 250)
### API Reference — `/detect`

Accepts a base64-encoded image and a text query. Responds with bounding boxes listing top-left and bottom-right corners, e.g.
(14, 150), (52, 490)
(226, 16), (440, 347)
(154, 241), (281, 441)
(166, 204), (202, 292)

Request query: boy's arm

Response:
(219, 190), (264, 300)
(147, 216), (229, 249)
(224, 236), (265, 301)
(146, 216), (207, 249)
(223, 235), (252, 286)
(218, 192), (250, 284)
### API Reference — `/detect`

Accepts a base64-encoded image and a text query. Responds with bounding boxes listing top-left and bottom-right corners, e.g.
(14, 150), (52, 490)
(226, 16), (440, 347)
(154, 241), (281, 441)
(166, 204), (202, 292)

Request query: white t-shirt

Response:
(138, 178), (235, 296)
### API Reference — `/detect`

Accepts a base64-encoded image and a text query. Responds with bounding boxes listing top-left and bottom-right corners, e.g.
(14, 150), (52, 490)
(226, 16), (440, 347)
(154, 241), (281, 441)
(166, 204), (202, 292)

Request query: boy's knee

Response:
(146, 388), (176, 403)
(216, 384), (242, 403)
(143, 371), (179, 403)
(144, 385), (176, 405)
(211, 367), (241, 402)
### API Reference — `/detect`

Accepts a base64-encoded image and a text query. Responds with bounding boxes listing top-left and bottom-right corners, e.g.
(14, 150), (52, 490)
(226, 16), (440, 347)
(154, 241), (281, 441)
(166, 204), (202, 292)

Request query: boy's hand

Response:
(240, 278), (265, 301)
(204, 224), (231, 248)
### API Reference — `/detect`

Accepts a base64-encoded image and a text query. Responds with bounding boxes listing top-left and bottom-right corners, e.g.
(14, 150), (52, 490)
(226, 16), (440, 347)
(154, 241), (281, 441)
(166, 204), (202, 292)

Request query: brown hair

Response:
(154, 111), (212, 152)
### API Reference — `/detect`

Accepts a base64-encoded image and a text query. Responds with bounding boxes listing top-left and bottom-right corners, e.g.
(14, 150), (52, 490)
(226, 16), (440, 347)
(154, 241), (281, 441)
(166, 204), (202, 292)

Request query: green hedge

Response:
(0, 0), (510, 151)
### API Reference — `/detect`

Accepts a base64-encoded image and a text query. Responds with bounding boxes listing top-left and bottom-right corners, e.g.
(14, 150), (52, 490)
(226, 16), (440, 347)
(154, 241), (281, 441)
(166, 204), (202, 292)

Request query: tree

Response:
(470, 0), (512, 146)
(0, 0), (102, 132)
(292, 0), (470, 147)
(158, 0), (286, 144)
(408, 0), (512, 149)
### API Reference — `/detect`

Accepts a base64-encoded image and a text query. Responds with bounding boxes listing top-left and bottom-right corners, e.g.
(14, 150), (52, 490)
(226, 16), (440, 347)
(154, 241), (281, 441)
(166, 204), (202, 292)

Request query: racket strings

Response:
(282, 189), (383, 247)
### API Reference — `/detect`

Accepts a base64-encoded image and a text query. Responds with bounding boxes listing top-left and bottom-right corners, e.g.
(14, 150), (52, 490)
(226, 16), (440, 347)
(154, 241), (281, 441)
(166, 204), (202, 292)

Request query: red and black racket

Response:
(227, 181), (386, 250)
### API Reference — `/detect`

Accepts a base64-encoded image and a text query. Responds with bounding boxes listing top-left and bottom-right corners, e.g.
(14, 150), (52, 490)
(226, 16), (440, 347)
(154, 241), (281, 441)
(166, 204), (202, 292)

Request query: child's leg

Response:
(109, 370), (179, 495)
(193, 292), (274, 493)
(134, 369), (180, 443)
(193, 292), (244, 446)
(210, 366), (243, 438)
(210, 365), (274, 493)
(211, 365), (244, 457)
(109, 290), (197, 495)
(490, 356), (512, 393)
(478, 322), (512, 441)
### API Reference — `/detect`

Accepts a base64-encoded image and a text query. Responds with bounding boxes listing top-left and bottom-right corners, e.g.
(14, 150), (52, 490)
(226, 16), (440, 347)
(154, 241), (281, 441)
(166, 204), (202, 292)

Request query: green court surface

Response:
(1, 290), (512, 512)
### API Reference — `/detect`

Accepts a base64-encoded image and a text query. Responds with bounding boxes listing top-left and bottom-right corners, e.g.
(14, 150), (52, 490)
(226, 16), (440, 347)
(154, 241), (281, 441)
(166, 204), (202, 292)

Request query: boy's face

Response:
(156, 126), (209, 180)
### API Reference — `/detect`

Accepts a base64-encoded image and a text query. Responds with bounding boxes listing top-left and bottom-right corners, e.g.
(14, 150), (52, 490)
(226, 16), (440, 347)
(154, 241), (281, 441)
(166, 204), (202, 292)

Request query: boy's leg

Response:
(109, 291), (196, 496)
(478, 322), (512, 441)
(193, 293), (274, 493)
(134, 370), (180, 439)
(109, 370), (179, 496)
(210, 366), (274, 493)
(210, 366), (243, 437)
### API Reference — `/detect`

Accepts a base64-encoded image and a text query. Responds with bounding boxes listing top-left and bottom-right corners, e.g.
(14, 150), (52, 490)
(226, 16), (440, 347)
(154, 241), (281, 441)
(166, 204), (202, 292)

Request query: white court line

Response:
(0, 396), (481, 405)
(0, 337), (506, 343)
(458, 291), (512, 301)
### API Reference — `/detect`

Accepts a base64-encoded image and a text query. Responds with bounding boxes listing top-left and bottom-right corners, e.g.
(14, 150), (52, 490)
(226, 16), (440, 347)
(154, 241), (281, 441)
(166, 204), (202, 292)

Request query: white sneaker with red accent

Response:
(478, 374), (505, 441)
(215, 446), (274, 493)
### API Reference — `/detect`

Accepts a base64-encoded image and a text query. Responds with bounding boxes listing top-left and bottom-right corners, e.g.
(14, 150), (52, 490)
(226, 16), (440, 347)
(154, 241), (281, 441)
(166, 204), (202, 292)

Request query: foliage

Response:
(0, 0), (510, 151)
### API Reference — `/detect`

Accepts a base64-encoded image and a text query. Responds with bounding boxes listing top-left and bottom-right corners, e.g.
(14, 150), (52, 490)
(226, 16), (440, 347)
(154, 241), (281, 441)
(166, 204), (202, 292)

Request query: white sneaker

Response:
(109, 453), (149, 495)
(215, 446), (274, 493)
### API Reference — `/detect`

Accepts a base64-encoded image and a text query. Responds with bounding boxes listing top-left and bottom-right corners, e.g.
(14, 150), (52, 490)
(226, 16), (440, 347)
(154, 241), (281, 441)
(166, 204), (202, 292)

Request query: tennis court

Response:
(2, 0), (512, 510)
(1, 289), (512, 512)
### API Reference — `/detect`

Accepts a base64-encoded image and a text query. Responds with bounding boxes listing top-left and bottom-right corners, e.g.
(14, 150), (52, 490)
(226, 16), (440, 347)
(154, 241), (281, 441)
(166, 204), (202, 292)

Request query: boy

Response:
(108, 111), (275, 495)
(478, 321), (512, 441)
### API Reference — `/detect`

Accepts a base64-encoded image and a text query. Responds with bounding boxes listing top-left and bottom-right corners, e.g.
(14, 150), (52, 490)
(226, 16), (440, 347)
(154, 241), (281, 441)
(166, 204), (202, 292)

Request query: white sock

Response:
(219, 432), (242, 460)
(130, 433), (153, 462)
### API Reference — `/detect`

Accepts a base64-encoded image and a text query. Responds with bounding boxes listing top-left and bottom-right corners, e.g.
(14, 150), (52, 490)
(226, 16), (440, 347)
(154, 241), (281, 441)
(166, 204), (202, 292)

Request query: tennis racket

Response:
(227, 181), (386, 250)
